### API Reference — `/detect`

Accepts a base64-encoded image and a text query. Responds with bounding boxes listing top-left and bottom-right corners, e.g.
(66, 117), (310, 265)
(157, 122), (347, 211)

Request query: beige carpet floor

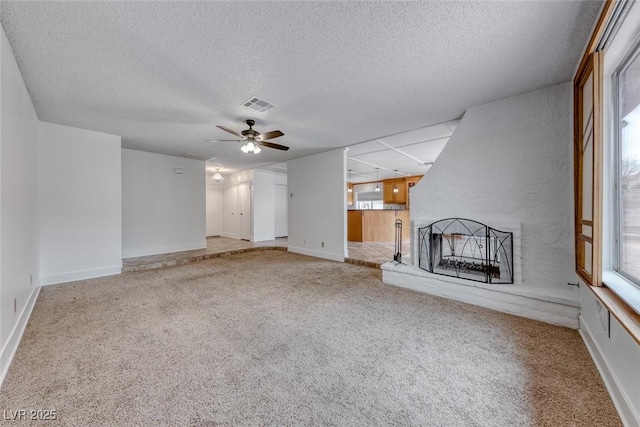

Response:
(0, 251), (620, 426)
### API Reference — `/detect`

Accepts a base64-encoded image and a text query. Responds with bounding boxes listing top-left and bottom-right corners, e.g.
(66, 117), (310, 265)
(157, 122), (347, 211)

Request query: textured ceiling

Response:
(0, 1), (601, 173)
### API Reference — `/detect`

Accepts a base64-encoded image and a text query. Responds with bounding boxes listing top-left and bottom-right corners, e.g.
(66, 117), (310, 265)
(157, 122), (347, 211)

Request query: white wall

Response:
(253, 170), (275, 242)
(39, 122), (122, 285)
(411, 83), (574, 292)
(206, 181), (222, 236)
(287, 149), (346, 262)
(579, 286), (640, 426)
(122, 149), (205, 258)
(0, 23), (40, 384)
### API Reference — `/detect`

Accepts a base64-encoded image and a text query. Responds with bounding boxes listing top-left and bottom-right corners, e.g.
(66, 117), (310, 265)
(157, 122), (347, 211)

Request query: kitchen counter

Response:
(347, 209), (410, 242)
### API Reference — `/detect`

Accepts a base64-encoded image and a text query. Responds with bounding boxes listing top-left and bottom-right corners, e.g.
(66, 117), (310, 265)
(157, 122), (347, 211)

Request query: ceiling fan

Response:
(206, 119), (289, 153)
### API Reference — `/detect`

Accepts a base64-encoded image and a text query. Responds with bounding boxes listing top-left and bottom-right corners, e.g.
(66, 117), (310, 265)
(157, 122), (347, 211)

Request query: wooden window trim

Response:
(573, 1), (617, 287)
(575, 1), (617, 77)
(574, 0), (640, 342)
(590, 285), (640, 345)
(574, 51), (604, 286)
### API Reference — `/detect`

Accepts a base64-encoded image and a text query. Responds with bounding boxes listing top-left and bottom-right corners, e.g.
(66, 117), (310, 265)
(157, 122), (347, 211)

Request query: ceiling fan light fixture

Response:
(241, 141), (261, 154)
(214, 120), (288, 152)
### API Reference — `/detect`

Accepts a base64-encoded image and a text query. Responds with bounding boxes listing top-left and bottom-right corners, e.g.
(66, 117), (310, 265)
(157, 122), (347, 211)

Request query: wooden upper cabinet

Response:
(347, 184), (354, 205)
(383, 179), (406, 203)
(383, 181), (394, 203)
(394, 180), (406, 203)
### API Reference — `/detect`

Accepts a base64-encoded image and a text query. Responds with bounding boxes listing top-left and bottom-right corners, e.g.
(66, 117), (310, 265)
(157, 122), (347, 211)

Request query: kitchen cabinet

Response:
(347, 209), (410, 242)
(347, 184), (354, 206)
(383, 179), (406, 204)
(347, 210), (362, 241)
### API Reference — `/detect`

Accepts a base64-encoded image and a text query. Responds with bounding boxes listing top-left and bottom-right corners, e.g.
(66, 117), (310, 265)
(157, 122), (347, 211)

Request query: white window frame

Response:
(613, 37), (640, 290)
(601, 0), (640, 315)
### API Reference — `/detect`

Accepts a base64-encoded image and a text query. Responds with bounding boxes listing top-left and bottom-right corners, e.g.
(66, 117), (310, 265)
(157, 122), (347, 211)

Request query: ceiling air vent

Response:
(242, 96), (274, 113)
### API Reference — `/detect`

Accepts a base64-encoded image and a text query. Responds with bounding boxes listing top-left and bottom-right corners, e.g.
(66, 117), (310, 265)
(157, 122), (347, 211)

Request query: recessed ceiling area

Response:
(347, 120), (460, 183)
(0, 1), (601, 174)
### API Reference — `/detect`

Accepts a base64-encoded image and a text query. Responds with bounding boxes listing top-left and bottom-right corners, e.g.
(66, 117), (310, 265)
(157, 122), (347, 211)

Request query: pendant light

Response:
(211, 168), (224, 181)
(374, 168), (381, 192)
(393, 170), (399, 193)
(347, 169), (353, 192)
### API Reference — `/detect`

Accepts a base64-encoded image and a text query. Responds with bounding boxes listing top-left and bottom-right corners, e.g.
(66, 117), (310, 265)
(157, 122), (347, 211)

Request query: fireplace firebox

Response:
(418, 218), (514, 284)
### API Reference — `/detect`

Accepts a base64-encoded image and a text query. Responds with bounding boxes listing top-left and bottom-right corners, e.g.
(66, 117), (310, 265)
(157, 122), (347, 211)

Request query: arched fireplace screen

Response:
(418, 218), (514, 284)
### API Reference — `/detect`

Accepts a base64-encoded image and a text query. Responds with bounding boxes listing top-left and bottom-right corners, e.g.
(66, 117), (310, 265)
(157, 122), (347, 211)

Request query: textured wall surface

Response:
(411, 83), (574, 290)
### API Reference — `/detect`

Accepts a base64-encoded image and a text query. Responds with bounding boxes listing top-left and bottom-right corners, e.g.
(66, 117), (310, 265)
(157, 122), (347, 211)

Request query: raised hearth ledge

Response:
(382, 262), (579, 329)
(410, 218), (523, 285)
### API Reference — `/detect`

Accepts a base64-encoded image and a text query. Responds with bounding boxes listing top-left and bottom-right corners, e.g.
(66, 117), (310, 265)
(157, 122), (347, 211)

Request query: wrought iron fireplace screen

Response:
(418, 218), (514, 284)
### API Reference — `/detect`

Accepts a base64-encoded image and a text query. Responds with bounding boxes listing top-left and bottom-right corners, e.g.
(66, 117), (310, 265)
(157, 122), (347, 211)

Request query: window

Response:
(615, 42), (640, 287)
(574, 51), (604, 286)
(575, 0), (640, 341)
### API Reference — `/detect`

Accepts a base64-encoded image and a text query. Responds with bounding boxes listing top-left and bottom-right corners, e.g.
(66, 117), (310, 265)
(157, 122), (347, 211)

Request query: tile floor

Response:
(346, 240), (412, 267)
(123, 236), (412, 271)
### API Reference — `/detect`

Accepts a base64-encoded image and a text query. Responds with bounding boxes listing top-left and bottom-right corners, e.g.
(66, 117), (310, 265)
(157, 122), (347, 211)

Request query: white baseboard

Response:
(122, 242), (206, 259)
(40, 265), (122, 286)
(287, 246), (344, 263)
(382, 264), (579, 329)
(0, 286), (40, 388)
(580, 318), (640, 427)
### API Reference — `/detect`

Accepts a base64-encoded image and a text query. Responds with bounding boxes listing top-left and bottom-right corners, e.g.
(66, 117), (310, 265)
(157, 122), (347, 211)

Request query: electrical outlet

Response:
(290, 193), (293, 198)
(30, 274), (33, 285)
(303, 240), (306, 245)
(14, 298), (17, 313)
(321, 242), (325, 247)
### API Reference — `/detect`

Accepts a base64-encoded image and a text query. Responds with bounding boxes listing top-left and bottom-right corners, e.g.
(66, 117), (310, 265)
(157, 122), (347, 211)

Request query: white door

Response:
(223, 184), (239, 238)
(274, 184), (288, 237)
(239, 181), (251, 240)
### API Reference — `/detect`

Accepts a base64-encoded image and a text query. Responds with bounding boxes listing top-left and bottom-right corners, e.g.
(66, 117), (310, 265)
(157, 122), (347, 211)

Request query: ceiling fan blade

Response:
(216, 125), (242, 137)
(205, 139), (241, 142)
(258, 141), (289, 151)
(259, 130), (284, 140)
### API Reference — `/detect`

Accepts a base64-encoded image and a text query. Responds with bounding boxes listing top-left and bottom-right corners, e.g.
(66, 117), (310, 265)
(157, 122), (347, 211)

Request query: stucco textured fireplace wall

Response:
(383, 83), (579, 327)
